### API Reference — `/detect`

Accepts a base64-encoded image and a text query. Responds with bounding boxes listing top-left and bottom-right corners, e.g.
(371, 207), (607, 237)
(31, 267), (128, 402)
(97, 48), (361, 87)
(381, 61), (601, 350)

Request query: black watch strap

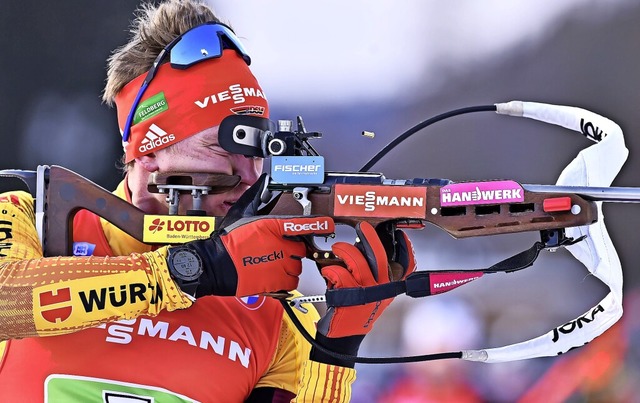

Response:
(174, 277), (200, 297)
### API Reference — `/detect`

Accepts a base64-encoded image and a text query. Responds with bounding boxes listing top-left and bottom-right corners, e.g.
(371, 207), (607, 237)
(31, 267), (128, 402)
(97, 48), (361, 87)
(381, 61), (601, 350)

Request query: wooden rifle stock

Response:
(12, 166), (599, 257)
(44, 166), (145, 256)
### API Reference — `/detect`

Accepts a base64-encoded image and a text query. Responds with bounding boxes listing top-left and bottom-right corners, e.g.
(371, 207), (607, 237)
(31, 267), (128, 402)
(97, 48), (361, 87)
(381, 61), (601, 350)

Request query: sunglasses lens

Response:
(170, 24), (251, 67)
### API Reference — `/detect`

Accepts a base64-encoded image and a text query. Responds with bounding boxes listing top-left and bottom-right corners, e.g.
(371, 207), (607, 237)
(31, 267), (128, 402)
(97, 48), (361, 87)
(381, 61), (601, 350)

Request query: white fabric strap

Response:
(462, 101), (628, 363)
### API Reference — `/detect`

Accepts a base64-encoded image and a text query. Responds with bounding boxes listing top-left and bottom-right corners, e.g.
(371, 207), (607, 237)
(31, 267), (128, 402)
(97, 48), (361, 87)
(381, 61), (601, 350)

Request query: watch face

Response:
(171, 249), (202, 281)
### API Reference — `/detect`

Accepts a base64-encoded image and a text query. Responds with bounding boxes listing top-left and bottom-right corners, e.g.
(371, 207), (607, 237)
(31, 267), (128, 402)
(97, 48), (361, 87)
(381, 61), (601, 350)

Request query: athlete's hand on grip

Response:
(192, 215), (335, 297)
(310, 221), (416, 367)
(168, 174), (335, 297)
(317, 221), (416, 338)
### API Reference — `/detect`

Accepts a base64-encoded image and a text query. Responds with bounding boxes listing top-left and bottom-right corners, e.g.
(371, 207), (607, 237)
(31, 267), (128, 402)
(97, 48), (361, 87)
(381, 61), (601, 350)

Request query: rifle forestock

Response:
(263, 176), (598, 239)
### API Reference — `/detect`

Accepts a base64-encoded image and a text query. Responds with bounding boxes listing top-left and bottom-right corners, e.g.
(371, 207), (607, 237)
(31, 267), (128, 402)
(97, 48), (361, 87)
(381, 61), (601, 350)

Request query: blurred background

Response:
(2, 0), (640, 401)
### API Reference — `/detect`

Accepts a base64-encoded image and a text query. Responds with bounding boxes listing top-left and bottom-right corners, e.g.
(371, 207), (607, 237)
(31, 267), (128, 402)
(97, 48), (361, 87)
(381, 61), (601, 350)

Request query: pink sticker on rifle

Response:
(440, 180), (524, 207)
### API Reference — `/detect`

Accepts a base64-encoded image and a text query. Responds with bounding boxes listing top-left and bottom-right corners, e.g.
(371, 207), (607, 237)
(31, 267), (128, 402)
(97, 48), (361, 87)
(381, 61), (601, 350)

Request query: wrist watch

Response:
(166, 245), (203, 297)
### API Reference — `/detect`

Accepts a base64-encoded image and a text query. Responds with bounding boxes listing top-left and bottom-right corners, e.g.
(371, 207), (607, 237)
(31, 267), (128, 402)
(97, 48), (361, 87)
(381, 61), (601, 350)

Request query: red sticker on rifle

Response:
(333, 185), (427, 218)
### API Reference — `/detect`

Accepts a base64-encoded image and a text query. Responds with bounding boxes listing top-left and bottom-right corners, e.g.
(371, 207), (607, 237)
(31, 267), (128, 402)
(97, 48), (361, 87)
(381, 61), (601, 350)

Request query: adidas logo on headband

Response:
(139, 124), (176, 153)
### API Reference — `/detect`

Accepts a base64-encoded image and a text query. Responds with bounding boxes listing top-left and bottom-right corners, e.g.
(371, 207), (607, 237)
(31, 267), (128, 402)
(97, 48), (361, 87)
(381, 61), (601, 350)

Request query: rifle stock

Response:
(0, 165), (607, 257)
(44, 166), (145, 256)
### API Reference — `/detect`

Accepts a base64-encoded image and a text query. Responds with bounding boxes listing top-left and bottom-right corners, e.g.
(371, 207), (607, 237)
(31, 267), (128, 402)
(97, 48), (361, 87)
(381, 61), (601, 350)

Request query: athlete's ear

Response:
(135, 153), (159, 172)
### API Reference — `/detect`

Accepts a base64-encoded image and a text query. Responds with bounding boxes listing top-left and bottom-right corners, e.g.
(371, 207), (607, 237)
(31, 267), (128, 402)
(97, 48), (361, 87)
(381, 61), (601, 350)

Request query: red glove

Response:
(167, 174), (336, 297)
(317, 221), (417, 338)
(176, 215), (335, 297)
(218, 215), (335, 296)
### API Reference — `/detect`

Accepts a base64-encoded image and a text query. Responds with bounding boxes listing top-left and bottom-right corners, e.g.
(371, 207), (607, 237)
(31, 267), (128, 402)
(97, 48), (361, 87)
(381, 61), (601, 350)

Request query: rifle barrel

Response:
(523, 185), (640, 203)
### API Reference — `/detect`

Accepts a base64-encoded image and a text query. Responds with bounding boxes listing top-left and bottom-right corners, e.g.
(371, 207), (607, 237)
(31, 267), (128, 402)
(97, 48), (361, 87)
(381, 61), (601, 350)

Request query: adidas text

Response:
(138, 124), (176, 153)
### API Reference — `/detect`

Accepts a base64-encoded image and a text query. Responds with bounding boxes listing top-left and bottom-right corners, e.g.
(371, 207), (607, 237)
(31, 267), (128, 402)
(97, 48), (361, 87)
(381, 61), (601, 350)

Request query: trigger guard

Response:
(306, 235), (337, 261)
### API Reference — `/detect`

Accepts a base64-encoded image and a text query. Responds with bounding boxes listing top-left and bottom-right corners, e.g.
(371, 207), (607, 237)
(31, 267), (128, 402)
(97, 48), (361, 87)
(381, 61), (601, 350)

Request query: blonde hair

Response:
(102, 0), (224, 171)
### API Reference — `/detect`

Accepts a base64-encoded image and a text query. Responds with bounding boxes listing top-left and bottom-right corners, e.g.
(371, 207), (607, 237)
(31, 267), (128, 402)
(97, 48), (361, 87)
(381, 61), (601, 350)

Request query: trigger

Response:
(304, 235), (336, 261)
(374, 222), (397, 262)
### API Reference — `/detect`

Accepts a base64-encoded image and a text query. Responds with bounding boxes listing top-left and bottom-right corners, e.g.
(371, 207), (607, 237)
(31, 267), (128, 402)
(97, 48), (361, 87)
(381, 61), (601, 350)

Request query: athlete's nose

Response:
(232, 154), (261, 187)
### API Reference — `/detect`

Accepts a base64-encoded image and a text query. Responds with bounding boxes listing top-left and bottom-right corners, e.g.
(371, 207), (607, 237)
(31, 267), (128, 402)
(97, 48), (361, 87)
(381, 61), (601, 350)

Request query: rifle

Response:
(1, 100), (637, 363)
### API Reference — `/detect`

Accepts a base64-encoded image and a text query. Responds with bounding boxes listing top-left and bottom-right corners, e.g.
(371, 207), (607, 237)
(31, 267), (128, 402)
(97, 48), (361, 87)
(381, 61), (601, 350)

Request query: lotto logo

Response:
(143, 215), (215, 244)
(148, 218), (164, 232)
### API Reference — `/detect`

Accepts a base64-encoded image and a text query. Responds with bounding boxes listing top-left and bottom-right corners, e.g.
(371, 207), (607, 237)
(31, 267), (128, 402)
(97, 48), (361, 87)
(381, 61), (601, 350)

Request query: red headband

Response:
(115, 51), (269, 162)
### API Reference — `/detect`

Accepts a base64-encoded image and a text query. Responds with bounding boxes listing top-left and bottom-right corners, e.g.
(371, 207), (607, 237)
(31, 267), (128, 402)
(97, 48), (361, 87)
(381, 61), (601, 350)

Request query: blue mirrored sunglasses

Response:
(121, 22), (251, 143)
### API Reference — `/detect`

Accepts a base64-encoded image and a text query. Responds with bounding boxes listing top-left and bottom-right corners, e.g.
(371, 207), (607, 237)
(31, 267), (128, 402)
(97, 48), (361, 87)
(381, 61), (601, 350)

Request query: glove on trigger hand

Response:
(311, 221), (416, 367)
(169, 173), (335, 297)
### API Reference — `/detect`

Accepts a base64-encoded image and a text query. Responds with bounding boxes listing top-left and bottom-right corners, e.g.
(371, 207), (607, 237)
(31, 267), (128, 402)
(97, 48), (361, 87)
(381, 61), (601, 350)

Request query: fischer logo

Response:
(273, 164), (322, 173)
(138, 123), (176, 153)
(271, 156), (325, 185)
(440, 180), (524, 207)
(98, 318), (252, 368)
(195, 84), (267, 108)
(242, 250), (284, 266)
(552, 304), (605, 343)
(283, 220), (329, 233)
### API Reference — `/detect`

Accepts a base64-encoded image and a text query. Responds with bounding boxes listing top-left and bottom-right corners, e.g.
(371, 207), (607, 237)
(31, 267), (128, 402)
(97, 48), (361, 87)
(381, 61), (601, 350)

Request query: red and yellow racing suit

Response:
(0, 182), (355, 402)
